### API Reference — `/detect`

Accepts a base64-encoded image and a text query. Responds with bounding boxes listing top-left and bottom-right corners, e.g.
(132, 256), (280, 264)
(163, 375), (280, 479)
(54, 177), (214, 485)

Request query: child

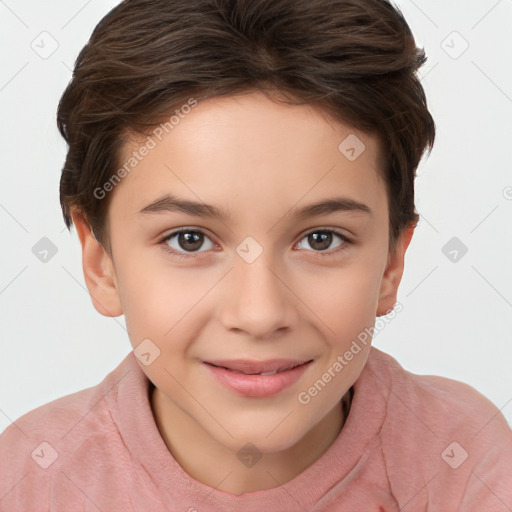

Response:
(1, 0), (511, 510)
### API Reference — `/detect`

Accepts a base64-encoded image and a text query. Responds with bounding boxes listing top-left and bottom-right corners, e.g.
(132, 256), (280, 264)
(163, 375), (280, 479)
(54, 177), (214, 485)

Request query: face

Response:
(76, 90), (410, 454)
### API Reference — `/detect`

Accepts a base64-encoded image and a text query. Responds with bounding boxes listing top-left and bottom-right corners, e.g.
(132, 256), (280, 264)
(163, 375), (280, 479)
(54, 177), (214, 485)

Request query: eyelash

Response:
(159, 227), (352, 261)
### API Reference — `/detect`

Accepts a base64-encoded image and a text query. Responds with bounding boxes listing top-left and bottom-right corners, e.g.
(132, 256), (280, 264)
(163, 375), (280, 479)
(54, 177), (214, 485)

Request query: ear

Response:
(376, 224), (415, 316)
(71, 210), (123, 318)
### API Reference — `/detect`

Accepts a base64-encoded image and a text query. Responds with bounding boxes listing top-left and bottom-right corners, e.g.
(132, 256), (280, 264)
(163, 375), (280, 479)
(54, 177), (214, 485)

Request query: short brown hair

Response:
(57, 0), (435, 255)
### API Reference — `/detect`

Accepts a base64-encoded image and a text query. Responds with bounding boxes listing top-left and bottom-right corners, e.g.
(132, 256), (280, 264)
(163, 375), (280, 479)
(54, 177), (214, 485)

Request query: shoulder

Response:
(366, 346), (510, 434)
(365, 347), (512, 510)
(0, 354), (133, 509)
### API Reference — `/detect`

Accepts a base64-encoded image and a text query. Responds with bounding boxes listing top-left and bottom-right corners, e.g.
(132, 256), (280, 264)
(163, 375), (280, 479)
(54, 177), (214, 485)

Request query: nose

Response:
(218, 251), (299, 339)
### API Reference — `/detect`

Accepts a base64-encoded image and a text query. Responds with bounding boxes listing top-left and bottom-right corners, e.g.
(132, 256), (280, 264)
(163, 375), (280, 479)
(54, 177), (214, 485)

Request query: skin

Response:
(72, 90), (414, 495)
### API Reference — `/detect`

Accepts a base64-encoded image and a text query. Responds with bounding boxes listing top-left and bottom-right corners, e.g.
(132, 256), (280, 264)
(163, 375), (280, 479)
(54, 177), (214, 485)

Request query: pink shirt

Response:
(1, 347), (511, 511)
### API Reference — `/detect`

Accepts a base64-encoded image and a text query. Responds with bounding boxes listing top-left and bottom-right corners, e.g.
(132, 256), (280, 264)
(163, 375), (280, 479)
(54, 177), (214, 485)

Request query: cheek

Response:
(304, 258), (384, 337)
(115, 252), (214, 339)
(116, 263), (210, 389)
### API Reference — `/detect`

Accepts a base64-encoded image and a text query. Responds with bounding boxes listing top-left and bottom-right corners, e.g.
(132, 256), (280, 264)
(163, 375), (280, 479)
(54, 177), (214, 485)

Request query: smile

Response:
(203, 360), (313, 397)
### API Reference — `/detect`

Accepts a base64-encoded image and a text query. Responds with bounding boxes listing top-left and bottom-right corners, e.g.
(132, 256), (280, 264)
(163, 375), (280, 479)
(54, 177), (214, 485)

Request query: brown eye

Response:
(163, 229), (215, 254)
(307, 232), (332, 251)
(178, 231), (204, 251)
(296, 230), (348, 254)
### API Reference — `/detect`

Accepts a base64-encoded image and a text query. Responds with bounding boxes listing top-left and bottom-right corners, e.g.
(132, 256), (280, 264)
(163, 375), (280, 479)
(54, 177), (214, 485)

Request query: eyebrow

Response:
(138, 193), (372, 220)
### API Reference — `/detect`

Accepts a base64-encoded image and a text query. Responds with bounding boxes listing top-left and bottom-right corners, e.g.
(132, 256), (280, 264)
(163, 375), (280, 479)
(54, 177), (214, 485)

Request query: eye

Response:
(160, 228), (215, 258)
(159, 227), (352, 261)
(296, 229), (351, 255)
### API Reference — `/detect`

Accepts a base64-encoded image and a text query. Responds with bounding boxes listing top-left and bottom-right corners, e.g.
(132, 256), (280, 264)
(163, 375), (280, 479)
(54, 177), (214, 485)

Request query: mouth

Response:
(203, 359), (314, 397)
(203, 359), (313, 375)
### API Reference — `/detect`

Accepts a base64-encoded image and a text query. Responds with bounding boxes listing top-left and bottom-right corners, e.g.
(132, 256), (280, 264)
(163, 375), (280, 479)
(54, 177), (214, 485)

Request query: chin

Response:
(213, 421), (306, 454)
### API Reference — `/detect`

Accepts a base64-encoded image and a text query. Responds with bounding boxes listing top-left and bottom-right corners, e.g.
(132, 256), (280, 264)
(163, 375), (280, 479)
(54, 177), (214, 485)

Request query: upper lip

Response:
(204, 358), (312, 374)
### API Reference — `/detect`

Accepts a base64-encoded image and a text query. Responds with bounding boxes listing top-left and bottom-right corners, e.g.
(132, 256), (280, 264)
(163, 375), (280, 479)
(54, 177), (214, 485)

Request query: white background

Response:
(0, 0), (511, 434)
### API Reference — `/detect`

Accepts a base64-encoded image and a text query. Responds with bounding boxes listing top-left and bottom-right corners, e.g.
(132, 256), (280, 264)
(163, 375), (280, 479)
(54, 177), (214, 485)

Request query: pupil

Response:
(309, 232), (331, 251)
(179, 232), (203, 251)
(176, 232), (333, 252)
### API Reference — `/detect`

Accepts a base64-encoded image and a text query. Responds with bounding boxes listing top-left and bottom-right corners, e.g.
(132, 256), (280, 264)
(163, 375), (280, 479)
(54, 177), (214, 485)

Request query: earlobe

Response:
(71, 210), (123, 318)
(376, 224), (415, 316)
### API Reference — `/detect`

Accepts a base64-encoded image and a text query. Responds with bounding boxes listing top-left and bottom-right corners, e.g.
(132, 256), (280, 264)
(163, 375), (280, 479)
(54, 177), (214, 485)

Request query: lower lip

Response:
(204, 361), (312, 398)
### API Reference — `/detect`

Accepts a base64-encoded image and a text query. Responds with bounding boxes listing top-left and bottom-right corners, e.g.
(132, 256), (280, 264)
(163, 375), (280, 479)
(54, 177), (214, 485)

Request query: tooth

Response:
(260, 370), (278, 376)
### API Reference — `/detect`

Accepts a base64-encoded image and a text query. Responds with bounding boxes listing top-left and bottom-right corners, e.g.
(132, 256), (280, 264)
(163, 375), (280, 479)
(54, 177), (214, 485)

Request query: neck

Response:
(150, 385), (353, 495)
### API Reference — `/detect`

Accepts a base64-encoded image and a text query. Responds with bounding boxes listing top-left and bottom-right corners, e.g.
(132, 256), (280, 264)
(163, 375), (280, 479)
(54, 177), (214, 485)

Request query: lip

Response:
(204, 359), (313, 398)
(203, 358), (311, 374)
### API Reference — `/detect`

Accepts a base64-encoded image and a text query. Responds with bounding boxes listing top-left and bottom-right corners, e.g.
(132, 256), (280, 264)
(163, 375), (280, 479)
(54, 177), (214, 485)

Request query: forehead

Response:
(110, 91), (387, 224)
